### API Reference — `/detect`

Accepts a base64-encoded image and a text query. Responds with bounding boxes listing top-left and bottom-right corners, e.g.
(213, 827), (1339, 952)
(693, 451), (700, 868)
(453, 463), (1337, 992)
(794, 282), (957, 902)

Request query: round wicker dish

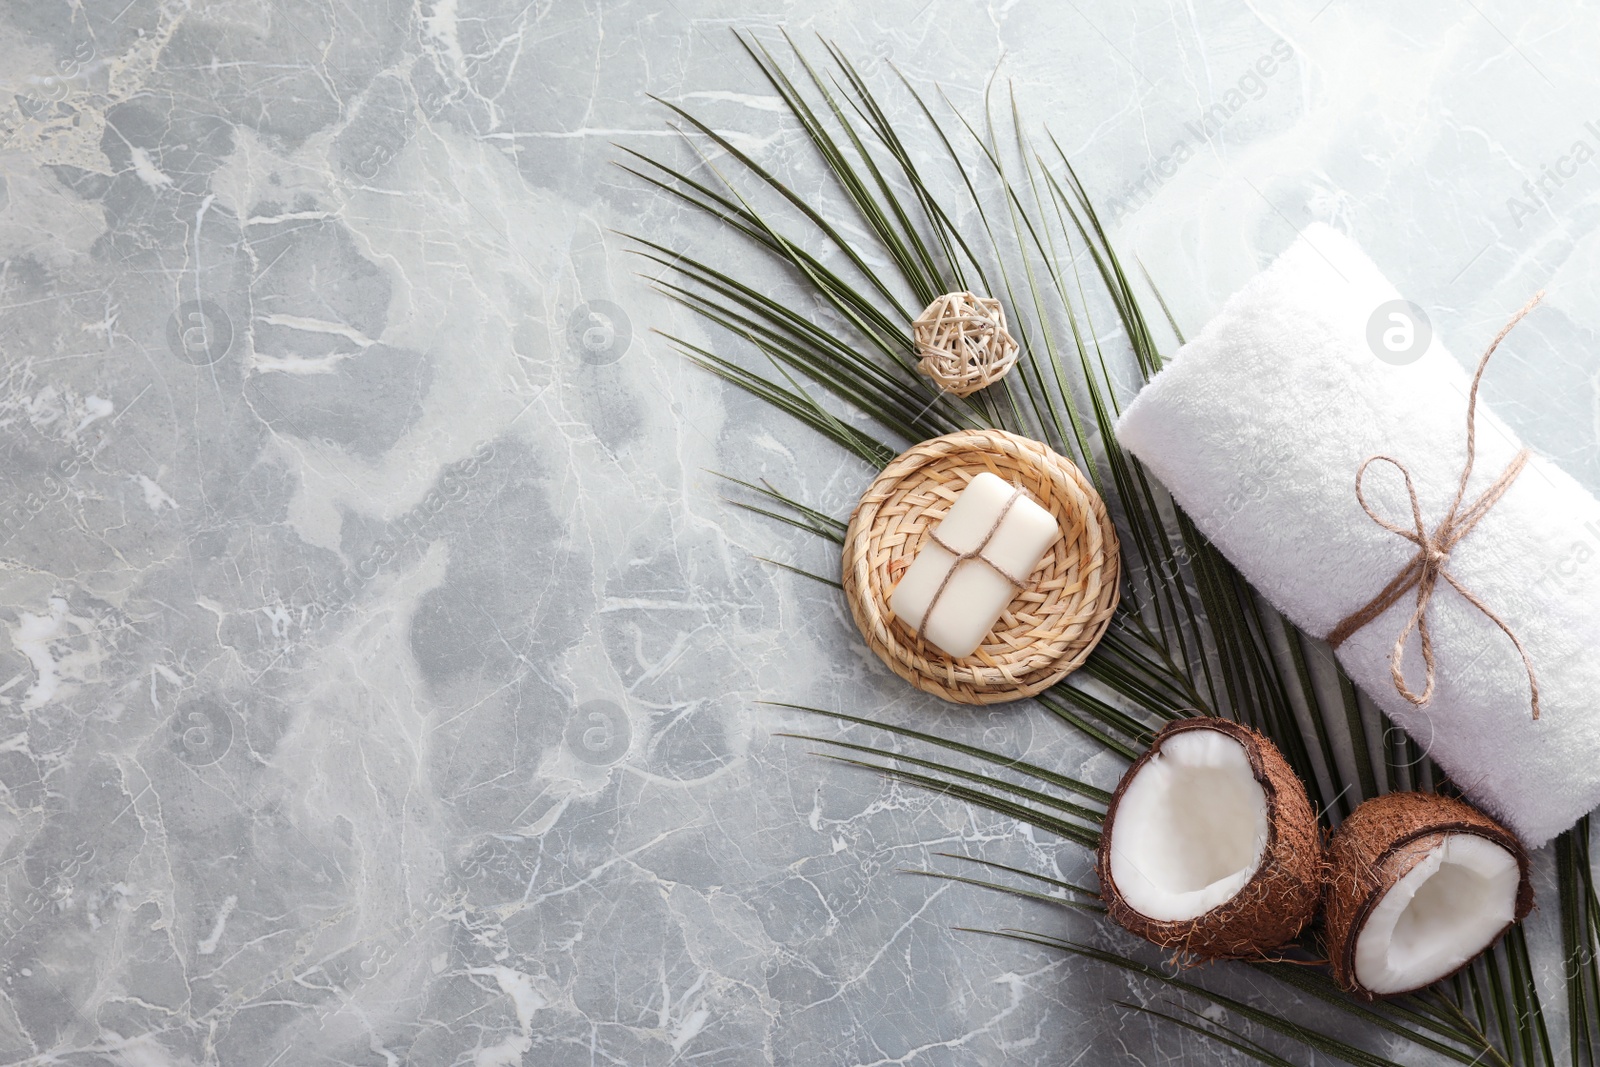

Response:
(842, 429), (1120, 704)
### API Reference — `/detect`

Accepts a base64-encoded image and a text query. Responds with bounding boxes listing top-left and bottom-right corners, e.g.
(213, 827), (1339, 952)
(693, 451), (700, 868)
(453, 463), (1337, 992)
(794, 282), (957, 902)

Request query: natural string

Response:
(1326, 291), (1545, 720)
(915, 484), (1029, 644)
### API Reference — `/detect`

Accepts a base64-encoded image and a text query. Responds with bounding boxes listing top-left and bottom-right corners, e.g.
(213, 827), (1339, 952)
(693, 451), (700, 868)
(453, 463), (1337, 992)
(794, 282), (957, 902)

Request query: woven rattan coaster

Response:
(842, 429), (1120, 704)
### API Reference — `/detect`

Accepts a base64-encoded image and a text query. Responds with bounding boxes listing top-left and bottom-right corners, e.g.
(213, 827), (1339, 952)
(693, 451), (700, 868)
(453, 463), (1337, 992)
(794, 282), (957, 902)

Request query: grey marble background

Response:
(0, 0), (1596, 1063)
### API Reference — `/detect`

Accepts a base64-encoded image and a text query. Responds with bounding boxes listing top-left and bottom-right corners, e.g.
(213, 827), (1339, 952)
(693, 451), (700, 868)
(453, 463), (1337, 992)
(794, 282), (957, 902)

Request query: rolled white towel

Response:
(1115, 223), (1600, 848)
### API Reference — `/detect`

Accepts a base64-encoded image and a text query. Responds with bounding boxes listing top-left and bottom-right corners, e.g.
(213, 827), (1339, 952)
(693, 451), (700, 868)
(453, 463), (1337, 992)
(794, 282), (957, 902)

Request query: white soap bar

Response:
(889, 472), (1061, 659)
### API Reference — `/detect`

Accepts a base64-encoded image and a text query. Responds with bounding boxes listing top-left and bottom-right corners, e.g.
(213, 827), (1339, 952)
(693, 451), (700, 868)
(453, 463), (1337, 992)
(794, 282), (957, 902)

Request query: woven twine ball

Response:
(842, 429), (1121, 704)
(912, 291), (1020, 397)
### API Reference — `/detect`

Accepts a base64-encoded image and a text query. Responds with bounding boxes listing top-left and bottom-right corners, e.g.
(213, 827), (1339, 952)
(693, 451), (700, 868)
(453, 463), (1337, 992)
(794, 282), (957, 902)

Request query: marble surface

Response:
(0, 0), (1596, 1063)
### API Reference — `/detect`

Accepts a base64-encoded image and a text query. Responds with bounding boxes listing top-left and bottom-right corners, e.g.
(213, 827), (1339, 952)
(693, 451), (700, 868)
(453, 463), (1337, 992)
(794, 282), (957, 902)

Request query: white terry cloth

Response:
(1115, 223), (1600, 848)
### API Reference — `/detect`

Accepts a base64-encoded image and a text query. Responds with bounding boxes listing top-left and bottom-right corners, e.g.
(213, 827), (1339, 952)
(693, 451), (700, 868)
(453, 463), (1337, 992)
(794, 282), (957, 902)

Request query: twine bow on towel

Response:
(1326, 292), (1544, 720)
(916, 483), (1029, 643)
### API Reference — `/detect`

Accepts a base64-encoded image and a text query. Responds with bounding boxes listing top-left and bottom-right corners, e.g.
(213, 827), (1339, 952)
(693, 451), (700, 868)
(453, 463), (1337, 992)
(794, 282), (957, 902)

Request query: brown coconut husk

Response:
(1324, 791), (1533, 998)
(1096, 717), (1324, 962)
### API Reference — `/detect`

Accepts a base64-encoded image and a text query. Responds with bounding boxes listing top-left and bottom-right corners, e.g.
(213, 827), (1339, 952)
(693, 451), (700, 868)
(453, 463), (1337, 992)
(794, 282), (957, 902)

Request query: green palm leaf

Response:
(627, 31), (1598, 1066)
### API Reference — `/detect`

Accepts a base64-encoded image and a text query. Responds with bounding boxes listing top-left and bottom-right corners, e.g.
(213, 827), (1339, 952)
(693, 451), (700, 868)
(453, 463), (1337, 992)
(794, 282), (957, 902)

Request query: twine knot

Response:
(916, 484), (1029, 644)
(1326, 292), (1544, 720)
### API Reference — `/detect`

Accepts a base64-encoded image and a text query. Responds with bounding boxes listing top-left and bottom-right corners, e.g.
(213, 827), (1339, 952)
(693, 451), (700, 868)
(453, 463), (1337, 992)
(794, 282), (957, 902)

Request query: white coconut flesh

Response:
(1353, 833), (1521, 995)
(1108, 728), (1270, 922)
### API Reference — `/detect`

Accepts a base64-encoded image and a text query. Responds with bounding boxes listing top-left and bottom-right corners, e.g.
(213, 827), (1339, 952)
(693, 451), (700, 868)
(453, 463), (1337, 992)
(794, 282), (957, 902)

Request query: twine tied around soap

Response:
(1326, 292), (1545, 719)
(915, 483), (1029, 645)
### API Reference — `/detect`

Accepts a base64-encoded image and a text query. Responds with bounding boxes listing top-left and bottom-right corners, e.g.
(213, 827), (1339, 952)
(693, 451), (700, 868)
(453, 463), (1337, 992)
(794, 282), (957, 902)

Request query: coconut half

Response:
(1096, 717), (1322, 960)
(1324, 792), (1532, 998)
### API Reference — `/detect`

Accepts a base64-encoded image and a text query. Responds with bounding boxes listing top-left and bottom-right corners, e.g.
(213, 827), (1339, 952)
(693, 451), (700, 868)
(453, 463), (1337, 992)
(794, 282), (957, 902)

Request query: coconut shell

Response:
(1323, 791), (1533, 998)
(1096, 717), (1323, 961)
